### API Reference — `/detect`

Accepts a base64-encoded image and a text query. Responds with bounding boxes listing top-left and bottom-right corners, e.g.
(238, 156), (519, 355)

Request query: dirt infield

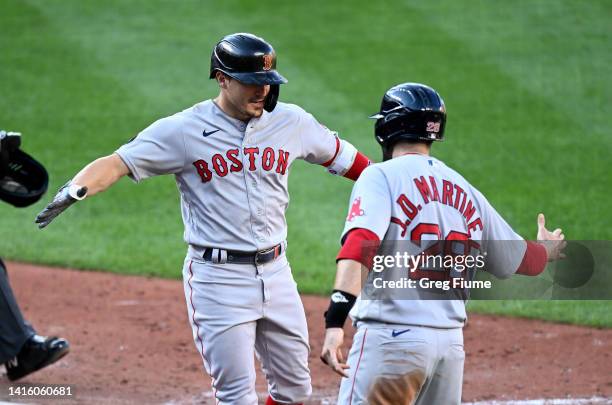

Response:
(0, 261), (610, 404)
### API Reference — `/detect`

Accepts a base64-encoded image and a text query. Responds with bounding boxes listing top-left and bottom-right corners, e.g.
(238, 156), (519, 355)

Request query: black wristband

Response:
(324, 290), (357, 329)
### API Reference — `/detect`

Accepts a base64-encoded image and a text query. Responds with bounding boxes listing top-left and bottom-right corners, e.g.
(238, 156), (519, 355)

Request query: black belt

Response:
(203, 243), (283, 265)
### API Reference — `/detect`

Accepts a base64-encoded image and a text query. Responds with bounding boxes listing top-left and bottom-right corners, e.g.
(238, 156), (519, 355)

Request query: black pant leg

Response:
(0, 258), (35, 363)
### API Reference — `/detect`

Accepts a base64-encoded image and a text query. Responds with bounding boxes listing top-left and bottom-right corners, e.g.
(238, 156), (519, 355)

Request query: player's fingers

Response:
(35, 211), (55, 226)
(337, 348), (345, 364)
(552, 228), (562, 237)
(333, 363), (349, 378)
(328, 357), (345, 376)
(320, 349), (339, 369)
(537, 213), (545, 230)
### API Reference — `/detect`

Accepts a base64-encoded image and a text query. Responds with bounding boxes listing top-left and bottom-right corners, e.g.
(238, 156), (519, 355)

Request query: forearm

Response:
(35, 153), (130, 228)
(334, 259), (364, 297)
(72, 153), (130, 197)
(324, 260), (362, 329)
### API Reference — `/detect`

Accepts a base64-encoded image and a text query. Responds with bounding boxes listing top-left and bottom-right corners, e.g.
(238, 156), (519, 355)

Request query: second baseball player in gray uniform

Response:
(320, 83), (566, 404)
(35, 33), (372, 404)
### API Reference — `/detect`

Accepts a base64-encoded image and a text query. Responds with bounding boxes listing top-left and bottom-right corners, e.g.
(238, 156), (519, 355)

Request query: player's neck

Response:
(214, 95), (250, 123)
(392, 143), (430, 158)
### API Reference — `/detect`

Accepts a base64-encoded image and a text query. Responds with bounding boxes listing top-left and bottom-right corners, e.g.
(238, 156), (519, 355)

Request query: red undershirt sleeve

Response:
(337, 228), (381, 269)
(516, 241), (548, 276)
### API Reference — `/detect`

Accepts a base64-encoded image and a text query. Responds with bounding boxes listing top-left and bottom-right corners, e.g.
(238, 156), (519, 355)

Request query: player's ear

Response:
(216, 71), (230, 89)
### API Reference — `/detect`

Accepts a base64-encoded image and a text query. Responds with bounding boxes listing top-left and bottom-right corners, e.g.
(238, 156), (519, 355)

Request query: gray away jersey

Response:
(341, 154), (526, 328)
(116, 100), (342, 251)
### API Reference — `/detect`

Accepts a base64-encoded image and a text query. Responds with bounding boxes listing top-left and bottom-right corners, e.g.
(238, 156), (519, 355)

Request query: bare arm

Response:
(333, 259), (364, 296)
(35, 153), (131, 228)
(72, 153), (130, 197)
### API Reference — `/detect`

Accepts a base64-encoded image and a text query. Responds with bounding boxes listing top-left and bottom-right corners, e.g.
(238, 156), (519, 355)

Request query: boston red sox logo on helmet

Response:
(263, 54), (273, 71)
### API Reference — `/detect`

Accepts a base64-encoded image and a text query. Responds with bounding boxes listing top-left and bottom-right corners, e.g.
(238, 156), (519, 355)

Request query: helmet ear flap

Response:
(264, 84), (280, 112)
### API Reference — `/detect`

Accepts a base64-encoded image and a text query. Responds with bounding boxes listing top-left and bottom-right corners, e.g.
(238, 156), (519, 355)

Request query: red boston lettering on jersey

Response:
(262, 147), (275, 171)
(212, 153), (229, 177)
(276, 149), (289, 175)
(347, 197), (365, 222)
(193, 160), (213, 183)
(244, 147), (259, 171)
(226, 149), (243, 172)
(191, 148), (291, 182)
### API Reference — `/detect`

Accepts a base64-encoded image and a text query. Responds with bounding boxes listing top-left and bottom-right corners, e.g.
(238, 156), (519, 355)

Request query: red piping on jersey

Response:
(343, 152), (371, 181)
(337, 228), (381, 269)
(188, 261), (219, 403)
(321, 137), (341, 167)
(516, 241), (548, 276)
(348, 328), (368, 404)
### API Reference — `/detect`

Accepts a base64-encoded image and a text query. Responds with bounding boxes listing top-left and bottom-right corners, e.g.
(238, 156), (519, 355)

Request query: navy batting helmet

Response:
(371, 83), (446, 147)
(210, 33), (287, 112)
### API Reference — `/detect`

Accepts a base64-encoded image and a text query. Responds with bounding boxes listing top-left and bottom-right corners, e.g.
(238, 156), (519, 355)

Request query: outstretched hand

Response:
(536, 213), (567, 261)
(35, 183), (87, 229)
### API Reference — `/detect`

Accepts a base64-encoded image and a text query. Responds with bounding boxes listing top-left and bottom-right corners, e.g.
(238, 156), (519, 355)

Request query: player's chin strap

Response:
(324, 290), (357, 329)
(263, 85), (280, 112)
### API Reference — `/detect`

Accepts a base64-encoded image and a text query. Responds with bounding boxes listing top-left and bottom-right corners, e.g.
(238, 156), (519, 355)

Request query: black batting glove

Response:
(35, 182), (87, 229)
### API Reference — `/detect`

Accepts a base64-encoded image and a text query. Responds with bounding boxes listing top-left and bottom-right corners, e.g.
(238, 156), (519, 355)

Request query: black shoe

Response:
(5, 335), (70, 381)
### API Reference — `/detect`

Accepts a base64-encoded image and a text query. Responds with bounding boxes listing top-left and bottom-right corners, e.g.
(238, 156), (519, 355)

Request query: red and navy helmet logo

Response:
(263, 54), (273, 71)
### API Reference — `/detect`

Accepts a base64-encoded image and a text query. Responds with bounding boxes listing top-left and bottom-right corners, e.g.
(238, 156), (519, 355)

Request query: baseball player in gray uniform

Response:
(35, 33), (371, 404)
(320, 83), (566, 404)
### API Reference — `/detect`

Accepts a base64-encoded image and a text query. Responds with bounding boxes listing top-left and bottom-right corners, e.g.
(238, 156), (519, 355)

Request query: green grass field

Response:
(1, 0), (610, 326)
